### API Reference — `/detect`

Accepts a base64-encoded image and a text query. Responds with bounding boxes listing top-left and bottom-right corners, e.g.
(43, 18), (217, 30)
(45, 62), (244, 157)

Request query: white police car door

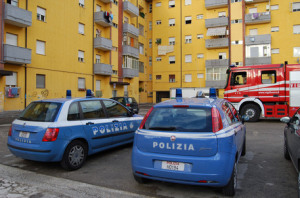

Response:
(101, 100), (140, 145)
(79, 100), (114, 151)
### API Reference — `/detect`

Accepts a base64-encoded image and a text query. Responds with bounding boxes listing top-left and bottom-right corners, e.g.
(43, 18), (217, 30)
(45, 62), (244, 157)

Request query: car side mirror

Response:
(241, 115), (249, 124)
(128, 110), (134, 117)
(280, 117), (290, 124)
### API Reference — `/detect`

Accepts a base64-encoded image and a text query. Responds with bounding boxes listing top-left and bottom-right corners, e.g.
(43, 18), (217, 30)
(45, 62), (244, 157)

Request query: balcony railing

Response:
(123, 68), (139, 78)
(94, 37), (112, 51)
(206, 59), (229, 68)
(205, 38), (229, 49)
(123, 23), (139, 37)
(205, 0), (228, 9)
(245, 12), (271, 25)
(245, 34), (271, 45)
(3, 44), (31, 65)
(94, 11), (112, 27)
(123, 1), (139, 17)
(245, 57), (271, 66)
(205, 17), (228, 28)
(4, 3), (32, 27)
(123, 45), (139, 59)
(94, 63), (113, 76)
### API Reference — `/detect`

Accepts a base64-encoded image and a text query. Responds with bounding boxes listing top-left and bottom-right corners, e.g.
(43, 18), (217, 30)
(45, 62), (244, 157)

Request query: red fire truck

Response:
(224, 63), (300, 122)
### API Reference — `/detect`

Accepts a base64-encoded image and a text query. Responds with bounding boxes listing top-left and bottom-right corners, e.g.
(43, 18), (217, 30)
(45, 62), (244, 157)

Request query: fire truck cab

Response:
(224, 64), (300, 122)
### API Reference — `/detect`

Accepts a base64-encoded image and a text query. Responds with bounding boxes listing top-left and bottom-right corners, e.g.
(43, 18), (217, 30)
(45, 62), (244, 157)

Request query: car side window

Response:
(227, 102), (240, 122)
(68, 102), (81, 121)
(103, 100), (129, 118)
(291, 110), (300, 125)
(222, 103), (235, 125)
(80, 100), (106, 119)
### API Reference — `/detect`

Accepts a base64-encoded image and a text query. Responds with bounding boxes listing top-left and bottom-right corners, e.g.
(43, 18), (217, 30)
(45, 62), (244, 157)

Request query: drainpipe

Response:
(118, 0), (123, 82)
(92, 0), (94, 91)
(180, 0), (182, 88)
(0, 0), (4, 70)
(25, 0), (28, 108)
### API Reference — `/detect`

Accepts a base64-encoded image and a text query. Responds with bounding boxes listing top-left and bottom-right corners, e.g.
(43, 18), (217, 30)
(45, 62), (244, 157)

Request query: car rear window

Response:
(144, 107), (212, 132)
(18, 102), (62, 122)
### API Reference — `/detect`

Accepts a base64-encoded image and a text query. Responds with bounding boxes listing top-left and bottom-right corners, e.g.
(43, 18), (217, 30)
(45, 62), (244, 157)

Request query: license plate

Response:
(19, 132), (30, 138)
(161, 161), (185, 171)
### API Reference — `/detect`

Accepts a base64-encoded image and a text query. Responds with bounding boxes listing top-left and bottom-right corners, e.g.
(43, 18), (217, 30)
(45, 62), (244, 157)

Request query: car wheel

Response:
(241, 136), (246, 156)
(133, 174), (149, 184)
(241, 104), (261, 122)
(284, 137), (291, 160)
(61, 140), (88, 171)
(223, 162), (237, 196)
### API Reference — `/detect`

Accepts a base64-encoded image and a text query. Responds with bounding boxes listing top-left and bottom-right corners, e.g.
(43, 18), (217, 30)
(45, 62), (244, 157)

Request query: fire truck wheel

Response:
(241, 104), (261, 122)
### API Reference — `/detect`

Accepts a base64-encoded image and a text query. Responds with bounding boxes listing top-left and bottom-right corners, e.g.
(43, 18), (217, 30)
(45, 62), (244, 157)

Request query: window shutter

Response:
(96, 80), (101, 91)
(185, 16), (192, 21)
(79, 0), (84, 5)
(185, 74), (192, 82)
(36, 41), (45, 55)
(37, 7), (45, 16)
(293, 3), (300, 11)
(185, 0), (191, 5)
(6, 33), (17, 46)
(169, 56), (175, 62)
(78, 78), (85, 89)
(294, 25), (300, 34)
(79, 23), (84, 34)
(169, 0), (175, 7)
(78, 50), (84, 59)
(169, 18), (175, 25)
(6, 72), (17, 86)
(185, 55), (192, 62)
(36, 74), (45, 88)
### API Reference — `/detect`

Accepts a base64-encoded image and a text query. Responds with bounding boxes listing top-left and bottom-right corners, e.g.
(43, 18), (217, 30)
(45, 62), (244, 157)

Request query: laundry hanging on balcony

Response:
(206, 26), (227, 36)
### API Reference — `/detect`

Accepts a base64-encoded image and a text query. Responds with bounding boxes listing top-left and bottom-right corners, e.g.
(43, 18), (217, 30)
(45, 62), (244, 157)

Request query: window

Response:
(249, 8), (257, 14)
(271, 5), (279, 10)
(68, 102), (81, 121)
(37, 7), (46, 22)
(231, 0), (241, 2)
(185, 74), (192, 82)
(96, 80), (101, 91)
(246, 44), (270, 57)
(233, 62), (243, 66)
(149, 57), (152, 66)
(156, 57), (162, 61)
(156, 2), (161, 7)
(271, 49), (279, 54)
(124, 17), (128, 24)
(96, 5), (101, 12)
(294, 25), (300, 34)
(185, 16), (192, 24)
(112, 70), (118, 75)
(139, 61), (144, 73)
(261, 71), (276, 84)
(293, 2), (300, 12)
(185, 0), (191, 5)
(78, 78), (85, 90)
(78, 50), (84, 62)
(169, 75), (175, 83)
(185, 54), (192, 63)
(197, 14), (203, 19)
(169, 18), (175, 26)
(80, 101), (106, 119)
(294, 47), (300, 57)
(156, 20), (161, 25)
(185, 35), (192, 43)
(102, 100), (129, 118)
(231, 19), (242, 24)
(206, 67), (227, 81)
(6, 33), (17, 46)
(139, 24), (144, 36)
(123, 56), (139, 70)
(6, 72), (17, 86)
(149, 74), (152, 80)
(113, 0), (118, 5)
(197, 73), (204, 79)
(271, 26), (279, 32)
(139, 43), (144, 55)
(230, 72), (247, 86)
(36, 40), (45, 55)
(222, 102), (235, 125)
(156, 38), (161, 44)
(78, 23), (84, 34)
(7, 0), (18, 6)
(231, 40), (243, 45)
(218, 12), (226, 17)
(156, 75), (162, 80)
(96, 55), (101, 63)
(219, 52), (226, 59)
(149, 3), (152, 13)
(79, 0), (84, 7)
(169, 37), (175, 45)
(169, 56), (175, 64)
(169, 0), (175, 8)
(113, 23), (118, 28)
(249, 29), (258, 35)
(149, 21), (152, 30)
(197, 54), (204, 59)
(36, 74), (45, 88)
(149, 39), (152, 48)
(197, 34), (203, 39)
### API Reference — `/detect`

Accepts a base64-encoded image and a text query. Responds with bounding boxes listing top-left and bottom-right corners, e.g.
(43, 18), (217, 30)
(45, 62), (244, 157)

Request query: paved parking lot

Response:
(0, 105), (297, 197)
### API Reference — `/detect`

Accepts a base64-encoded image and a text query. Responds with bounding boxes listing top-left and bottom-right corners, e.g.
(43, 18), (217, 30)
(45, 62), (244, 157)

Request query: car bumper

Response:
(132, 146), (236, 187)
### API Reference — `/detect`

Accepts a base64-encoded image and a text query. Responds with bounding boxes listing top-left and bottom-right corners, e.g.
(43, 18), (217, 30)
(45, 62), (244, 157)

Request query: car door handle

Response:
(86, 122), (94, 125)
(112, 120), (119, 123)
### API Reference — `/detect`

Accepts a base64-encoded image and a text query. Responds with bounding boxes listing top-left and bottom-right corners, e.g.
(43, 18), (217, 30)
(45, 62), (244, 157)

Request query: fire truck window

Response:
(231, 72), (247, 86)
(261, 71), (276, 84)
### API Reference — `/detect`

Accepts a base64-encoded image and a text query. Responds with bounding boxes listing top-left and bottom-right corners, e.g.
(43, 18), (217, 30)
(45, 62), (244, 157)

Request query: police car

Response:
(132, 88), (247, 196)
(7, 90), (143, 170)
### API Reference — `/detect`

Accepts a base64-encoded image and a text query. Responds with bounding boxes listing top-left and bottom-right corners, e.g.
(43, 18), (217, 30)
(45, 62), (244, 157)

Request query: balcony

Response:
(94, 11), (112, 27)
(245, 0), (269, 4)
(123, 45), (139, 59)
(4, 3), (32, 27)
(205, 0), (228, 9)
(94, 37), (112, 51)
(205, 17), (228, 28)
(245, 12), (271, 25)
(3, 44), (31, 65)
(94, 63), (113, 76)
(245, 57), (271, 66)
(99, 0), (112, 3)
(123, 1), (139, 17)
(206, 59), (229, 68)
(205, 38), (229, 49)
(123, 68), (139, 78)
(245, 34), (271, 45)
(123, 23), (139, 37)
(205, 80), (227, 89)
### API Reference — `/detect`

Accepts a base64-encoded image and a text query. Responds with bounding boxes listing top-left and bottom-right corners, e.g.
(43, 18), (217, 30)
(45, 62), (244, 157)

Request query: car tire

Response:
(241, 136), (246, 156)
(133, 174), (149, 184)
(223, 162), (237, 196)
(284, 137), (291, 160)
(61, 140), (88, 171)
(241, 104), (261, 122)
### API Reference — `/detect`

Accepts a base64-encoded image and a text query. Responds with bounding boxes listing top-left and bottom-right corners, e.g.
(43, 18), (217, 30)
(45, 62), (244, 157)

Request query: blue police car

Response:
(132, 89), (247, 196)
(7, 90), (143, 170)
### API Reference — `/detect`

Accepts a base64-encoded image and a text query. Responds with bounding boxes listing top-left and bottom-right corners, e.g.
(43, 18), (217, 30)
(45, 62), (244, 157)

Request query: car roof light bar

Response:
(66, 90), (71, 98)
(209, 88), (217, 98)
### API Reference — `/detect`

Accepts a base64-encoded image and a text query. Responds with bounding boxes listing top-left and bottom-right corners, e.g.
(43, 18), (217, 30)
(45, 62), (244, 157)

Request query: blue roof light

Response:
(86, 89), (92, 97)
(176, 88), (182, 98)
(66, 90), (71, 98)
(196, 91), (205, 98)
(209, 88), (217, 98)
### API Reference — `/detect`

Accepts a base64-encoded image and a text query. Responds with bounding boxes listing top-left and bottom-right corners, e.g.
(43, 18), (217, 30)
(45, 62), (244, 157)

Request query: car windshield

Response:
(144, 107), (212, 132)
(19, 102), (62, 122)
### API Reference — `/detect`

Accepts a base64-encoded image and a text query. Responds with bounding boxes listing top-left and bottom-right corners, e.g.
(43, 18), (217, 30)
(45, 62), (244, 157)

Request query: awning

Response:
(207, 26), (227, 36)
(0, 70), (13, 76)
(109, 81), (130, 86)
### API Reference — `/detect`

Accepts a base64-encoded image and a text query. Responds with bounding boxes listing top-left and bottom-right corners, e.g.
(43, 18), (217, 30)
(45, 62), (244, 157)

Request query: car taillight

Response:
(8, 125), (12, 136)
(126, 104), (131, 107)
(42, 128), (59, 142)
(139, 107), (154, 129)
(212, 107), (223, 133)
